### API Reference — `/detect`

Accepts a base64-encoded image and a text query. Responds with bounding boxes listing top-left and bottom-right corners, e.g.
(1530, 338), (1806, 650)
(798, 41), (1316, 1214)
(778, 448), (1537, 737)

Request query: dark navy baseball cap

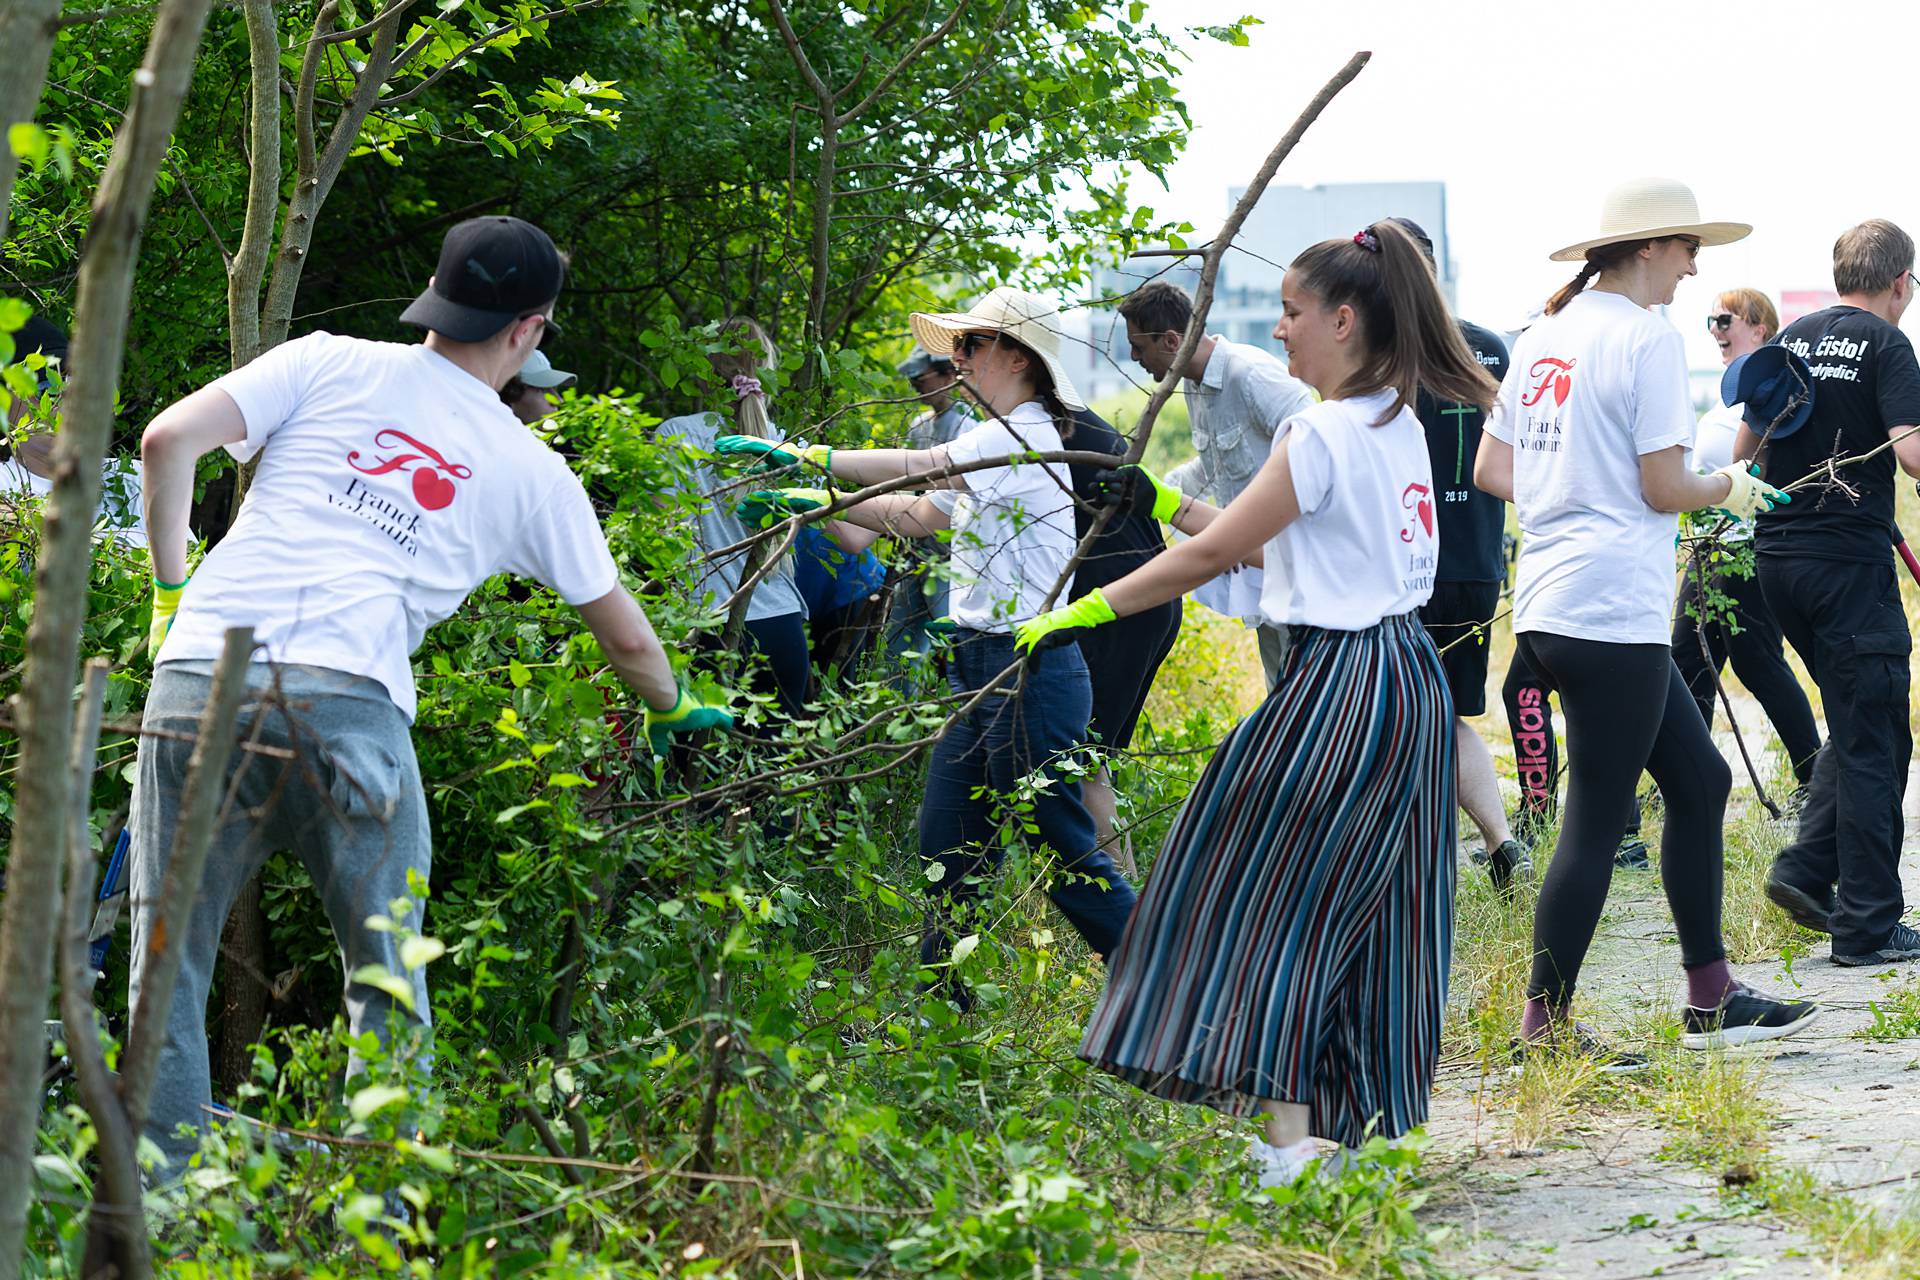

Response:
(1723, 344), (1815, 440)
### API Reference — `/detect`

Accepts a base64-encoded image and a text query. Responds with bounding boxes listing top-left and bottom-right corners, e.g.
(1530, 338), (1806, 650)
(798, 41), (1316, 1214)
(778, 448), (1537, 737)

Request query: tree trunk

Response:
(0, 0), (218, 1271)
(226, 0), (282, 370)
(213, 877), (270, 1092)
(0, 0), (61, 247)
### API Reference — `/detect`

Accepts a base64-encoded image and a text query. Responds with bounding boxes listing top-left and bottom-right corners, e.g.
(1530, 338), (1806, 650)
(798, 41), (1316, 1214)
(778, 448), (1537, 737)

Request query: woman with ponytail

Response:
(1012, 220), (1490, 1184)
(656, 318), (813, 717)
(1475, 179), (1817, 1067)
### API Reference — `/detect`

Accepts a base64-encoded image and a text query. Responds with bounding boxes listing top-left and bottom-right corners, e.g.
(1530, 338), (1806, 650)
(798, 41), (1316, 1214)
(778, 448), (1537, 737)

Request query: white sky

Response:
(1129, 0), (1920, 369)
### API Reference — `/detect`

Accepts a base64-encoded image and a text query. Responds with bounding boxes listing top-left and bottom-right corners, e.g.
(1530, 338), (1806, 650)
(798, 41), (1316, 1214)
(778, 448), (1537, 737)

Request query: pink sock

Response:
(1520, 996), (1554, 1040)
(1686, 959), (1735, 1009)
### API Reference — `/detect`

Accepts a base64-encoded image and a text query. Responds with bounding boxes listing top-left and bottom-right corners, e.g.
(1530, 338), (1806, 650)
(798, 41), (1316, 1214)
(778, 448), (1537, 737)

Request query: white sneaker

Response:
(1248, 1135), (1320, 1188)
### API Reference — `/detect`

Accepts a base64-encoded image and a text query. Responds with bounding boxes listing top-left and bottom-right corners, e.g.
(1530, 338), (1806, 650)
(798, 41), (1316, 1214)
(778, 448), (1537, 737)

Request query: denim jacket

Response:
(1182, 335), (1316, 506)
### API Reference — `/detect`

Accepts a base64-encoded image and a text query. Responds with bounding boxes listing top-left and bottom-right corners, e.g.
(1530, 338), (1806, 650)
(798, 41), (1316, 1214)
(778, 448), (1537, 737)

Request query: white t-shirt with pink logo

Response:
(1258, 389), (1438, 631)
(1486, 289), (1694, 645)
(158, 332), (620, 719)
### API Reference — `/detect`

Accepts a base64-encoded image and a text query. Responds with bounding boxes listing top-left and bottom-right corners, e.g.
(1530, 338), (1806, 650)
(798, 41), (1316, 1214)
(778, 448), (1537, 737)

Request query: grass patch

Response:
(1856, 975), (1920, 1041)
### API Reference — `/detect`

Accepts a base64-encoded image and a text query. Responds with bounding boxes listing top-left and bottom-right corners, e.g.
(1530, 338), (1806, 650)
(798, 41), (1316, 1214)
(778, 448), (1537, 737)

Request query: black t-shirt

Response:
(1418, 320), (1509, 583)
(1756, 306), (1920, 563)
(1065, 409), (1165, 597)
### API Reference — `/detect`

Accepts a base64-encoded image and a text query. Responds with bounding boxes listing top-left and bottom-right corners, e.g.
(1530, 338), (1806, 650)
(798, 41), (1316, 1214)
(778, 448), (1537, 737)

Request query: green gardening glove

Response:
(713, 435), (834, 471)
(149, 577), (188, 654)
(1013, 588), (1116, 654)
(1083, 463), (1183, 522)
(644, 685), (735, 751)
(735, 488), (831, 527)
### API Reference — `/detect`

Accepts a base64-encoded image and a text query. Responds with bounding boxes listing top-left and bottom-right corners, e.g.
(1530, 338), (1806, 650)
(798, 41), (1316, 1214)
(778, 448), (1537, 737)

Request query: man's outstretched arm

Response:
(141, 386), (247, 583)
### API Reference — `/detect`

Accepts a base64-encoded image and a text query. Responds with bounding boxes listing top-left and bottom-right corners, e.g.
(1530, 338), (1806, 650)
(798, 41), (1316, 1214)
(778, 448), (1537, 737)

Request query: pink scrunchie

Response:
(730, 373), (763, 399)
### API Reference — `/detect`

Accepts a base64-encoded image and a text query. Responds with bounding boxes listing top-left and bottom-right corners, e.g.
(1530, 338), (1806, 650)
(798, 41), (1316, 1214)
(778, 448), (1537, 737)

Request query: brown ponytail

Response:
(1288, 220), (1499, 422)
(1543, 238), (1651, 315)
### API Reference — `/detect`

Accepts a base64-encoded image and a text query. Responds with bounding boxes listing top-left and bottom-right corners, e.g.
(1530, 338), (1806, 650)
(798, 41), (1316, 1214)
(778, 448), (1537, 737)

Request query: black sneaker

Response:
(1614, 836), (1650, 870)
(1511, 1021), (1650, 1074)
(1764, 873), (1833, 934)
(1833, 922), (1920, 967)
(1681, 985), (1819, 1049)
(1488, 839), (1533, 895)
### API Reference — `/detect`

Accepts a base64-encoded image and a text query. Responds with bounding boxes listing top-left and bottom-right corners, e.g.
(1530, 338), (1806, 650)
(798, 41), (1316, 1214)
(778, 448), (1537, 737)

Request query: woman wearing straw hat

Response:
(1475, 177), (1817, 1064)
(712, 288), (1137, 1005)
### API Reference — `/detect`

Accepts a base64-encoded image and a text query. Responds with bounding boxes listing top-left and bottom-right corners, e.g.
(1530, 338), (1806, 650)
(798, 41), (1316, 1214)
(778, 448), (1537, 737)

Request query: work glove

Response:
(1013, 588), (1116, 653)
(1711, 463), (1791, 521)
(1084, 463), (1183, 522)
(149, 577), (188, 654)
(644, 684), (734, 752)
(735, 488), (831, 527)
(713, 435), (834, 472)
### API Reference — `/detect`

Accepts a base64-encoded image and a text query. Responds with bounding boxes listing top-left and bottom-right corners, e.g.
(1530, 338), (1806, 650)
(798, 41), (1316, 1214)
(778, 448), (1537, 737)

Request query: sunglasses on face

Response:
(1707, 313), (1735, 333)
(955, 331), (1001, 358)
(1657, 235), (1702, 261)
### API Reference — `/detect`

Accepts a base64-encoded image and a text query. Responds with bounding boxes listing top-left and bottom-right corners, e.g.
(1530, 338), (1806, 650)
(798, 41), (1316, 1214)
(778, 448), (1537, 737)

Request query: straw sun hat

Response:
(909, 287), (1087, 410)
(1550, 177), (1750, 263)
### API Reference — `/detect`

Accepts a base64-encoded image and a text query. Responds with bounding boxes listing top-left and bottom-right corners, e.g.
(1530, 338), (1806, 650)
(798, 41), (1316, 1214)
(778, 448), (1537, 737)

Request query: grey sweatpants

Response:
(128, 661), (431, 1168)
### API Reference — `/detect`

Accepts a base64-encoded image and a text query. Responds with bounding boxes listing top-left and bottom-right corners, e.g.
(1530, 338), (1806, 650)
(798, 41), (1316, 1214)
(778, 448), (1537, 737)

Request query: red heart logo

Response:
(412, 468), (457, 510)
(1553, 373), (1572, 406)
(1417, 497), (1434, 536)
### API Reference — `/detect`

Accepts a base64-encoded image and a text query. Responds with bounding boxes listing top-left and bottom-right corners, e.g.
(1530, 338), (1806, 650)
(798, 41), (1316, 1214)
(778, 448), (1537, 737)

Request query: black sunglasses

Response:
(955, 331), (1001, 358)
(1707, 313), (1735, 333)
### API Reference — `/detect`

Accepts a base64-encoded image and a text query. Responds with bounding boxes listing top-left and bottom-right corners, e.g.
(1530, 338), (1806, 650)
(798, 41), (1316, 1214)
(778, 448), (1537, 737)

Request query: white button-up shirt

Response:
(1181, 334), (1316, 506)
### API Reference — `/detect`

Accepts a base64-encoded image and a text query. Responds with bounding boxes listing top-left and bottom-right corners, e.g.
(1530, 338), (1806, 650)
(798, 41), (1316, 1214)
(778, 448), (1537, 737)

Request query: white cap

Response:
(518, 348), (577, 389)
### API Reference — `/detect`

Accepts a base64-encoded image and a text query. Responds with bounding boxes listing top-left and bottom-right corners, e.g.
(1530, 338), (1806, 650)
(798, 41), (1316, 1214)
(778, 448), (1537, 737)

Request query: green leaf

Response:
(508, 658), (531, 687)
(349, 964), (417, 1011)
(0, 298), (31, 332)
(348, 1083), (410, 1122)
(949, 934), (979, 966)
(7, 124), (48, 165)
(400, 935), (446, 970)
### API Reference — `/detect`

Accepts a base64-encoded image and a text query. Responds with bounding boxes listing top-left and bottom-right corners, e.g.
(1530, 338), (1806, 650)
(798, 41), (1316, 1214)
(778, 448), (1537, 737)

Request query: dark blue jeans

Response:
(917, 631), (1138, 988)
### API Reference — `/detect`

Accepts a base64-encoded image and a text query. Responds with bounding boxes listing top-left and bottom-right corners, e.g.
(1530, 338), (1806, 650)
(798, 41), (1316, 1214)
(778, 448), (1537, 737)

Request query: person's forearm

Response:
(1646, 470), (1734, 514)
(141, 431), (198, 583)
(827, 447), (948, 487)
(825, 492), (947, 538)
(1099, 527), (1255, 618)
(823, 518), (880, 554)
(1733, 424), (1761, 463)
(606, 638), (678, 711)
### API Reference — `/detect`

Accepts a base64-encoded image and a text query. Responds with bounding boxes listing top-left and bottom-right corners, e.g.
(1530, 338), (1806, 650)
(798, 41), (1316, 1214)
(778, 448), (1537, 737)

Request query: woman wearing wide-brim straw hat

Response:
(710, 287), (1138, 1008)
(1475, 177), (1818, 1066)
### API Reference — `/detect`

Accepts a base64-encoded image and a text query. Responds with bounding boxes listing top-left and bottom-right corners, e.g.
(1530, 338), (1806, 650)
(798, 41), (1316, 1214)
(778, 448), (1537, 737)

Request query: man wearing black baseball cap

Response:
(400, 214), (568, 341)
(127, 215), (731, 1170)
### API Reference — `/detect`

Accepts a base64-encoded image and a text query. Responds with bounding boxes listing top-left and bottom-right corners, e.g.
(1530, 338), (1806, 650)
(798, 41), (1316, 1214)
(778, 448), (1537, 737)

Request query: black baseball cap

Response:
(400, 216), (565, 342)
(1387, 216), (1436, 266)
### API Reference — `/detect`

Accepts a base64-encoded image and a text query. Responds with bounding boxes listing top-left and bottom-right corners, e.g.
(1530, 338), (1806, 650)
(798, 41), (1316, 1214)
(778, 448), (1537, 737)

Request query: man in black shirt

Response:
(1743, 218), (1920, 966)
(1393, 218), (1531, 891)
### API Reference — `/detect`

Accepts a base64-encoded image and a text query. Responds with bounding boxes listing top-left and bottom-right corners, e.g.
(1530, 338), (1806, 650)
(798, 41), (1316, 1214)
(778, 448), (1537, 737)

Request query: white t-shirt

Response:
(1486, 289), (1694, 645)
(1258, 389), (1438, 630)
(942, 401), (1077, 631)
(160, 332), (620, 719)
(1692, 400), (1752, 542)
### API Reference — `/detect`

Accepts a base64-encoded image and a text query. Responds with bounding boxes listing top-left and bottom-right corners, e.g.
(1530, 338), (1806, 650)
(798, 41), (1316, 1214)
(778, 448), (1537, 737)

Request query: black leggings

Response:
(1671, 552), (1821, 784)
(1517, 632), (1730, 1006)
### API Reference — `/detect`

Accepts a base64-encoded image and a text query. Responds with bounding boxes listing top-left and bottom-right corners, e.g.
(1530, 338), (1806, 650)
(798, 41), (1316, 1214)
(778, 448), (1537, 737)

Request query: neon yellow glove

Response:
(1711, 463), (1791, 521)
(1013, 588), (1117, 654)
(713, 435), (834, 471)
(644, 685), (734, 751)
(1085, 464), (1183, 522)
(735, 488), (831, 526)
(149, 577), (187, 653)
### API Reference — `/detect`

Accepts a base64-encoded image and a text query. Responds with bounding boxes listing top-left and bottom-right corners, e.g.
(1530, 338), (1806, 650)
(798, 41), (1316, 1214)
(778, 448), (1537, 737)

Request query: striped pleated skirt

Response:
(1079, 612), (1456, 1146)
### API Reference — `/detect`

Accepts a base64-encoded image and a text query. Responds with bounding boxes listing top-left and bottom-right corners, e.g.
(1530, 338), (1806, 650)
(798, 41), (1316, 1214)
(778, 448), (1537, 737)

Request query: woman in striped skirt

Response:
(1017, 221), (1498, 1184)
